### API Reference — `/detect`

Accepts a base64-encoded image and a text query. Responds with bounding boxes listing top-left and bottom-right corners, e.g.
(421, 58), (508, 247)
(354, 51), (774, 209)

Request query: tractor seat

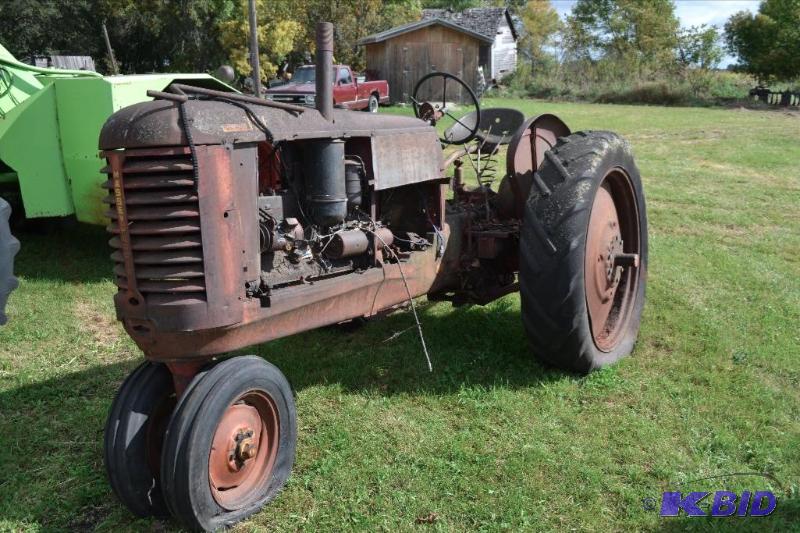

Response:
(444, 107), (526, 149)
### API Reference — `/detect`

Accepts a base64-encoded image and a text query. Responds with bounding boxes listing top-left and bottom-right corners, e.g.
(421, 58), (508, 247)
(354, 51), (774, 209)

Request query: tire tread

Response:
(519, 131), (647, 372)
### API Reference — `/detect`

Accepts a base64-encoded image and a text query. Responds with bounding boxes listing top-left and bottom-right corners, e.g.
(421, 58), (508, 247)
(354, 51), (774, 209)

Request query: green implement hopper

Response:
(0, 43), (233, 225)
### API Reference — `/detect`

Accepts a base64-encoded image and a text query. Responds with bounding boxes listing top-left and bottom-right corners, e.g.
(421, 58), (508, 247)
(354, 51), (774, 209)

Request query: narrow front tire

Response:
(160, 356), (297, 531)
(104, 362), (175, 517)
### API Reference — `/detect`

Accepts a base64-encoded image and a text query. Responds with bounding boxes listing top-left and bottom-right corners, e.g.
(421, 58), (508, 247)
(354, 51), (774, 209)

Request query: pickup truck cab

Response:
(266, 65), (389, 112)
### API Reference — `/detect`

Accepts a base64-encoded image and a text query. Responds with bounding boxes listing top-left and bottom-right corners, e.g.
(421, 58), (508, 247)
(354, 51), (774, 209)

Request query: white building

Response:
(422, 7), (518, 81)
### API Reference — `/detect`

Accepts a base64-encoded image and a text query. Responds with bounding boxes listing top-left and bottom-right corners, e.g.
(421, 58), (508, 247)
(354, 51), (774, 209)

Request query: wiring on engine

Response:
(363, 223), (433, 373)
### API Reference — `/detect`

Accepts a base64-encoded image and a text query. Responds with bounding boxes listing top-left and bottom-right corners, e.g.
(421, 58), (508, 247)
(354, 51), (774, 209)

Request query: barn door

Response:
(401, 43), (470, 104)
(429, 44), (465, 103)
(401, 44), (429, 104)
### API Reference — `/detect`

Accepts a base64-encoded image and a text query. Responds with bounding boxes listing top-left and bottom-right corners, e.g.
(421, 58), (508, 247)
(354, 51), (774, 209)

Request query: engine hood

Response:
(98, 98), (444, 193)
(99, 98), (434, 149)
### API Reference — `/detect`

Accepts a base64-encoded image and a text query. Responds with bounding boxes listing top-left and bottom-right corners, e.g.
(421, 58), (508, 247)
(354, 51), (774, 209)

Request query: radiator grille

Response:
(103, 150), (206, 301)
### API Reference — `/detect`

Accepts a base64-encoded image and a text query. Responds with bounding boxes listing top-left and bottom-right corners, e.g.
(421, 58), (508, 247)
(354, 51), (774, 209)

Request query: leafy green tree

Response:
(296, 0), (421, 71)
(421, 0), (481, 10)
(725, 0), (800, 81)
(0, 0), (102, 61)
(677, 25), (723, 69)
(568, 0), (679, 65)
(217, 0), (420, 80)
(218, 0), (304, 78)
(518, 0), (562, 66)
(100, 0), (236, 73)
(0, 0), (238, 74)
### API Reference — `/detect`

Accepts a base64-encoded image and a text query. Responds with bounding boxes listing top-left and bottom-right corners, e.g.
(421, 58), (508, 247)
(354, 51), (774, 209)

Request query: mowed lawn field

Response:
(0, 98), (798, 532)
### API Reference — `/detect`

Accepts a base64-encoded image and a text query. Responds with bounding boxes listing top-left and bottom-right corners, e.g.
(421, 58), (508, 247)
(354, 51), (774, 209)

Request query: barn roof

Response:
(34, 55), (96, 71)
(356, 17), (494, 45)
(422, 7), (518, 40)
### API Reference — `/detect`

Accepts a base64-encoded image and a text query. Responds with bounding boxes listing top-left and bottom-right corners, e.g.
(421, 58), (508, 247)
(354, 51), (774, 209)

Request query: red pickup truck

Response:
(265, 65), (389, 112)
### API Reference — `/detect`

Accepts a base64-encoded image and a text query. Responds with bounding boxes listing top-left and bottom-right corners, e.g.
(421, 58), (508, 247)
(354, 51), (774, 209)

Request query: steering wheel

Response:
(411, 72), (481, 145)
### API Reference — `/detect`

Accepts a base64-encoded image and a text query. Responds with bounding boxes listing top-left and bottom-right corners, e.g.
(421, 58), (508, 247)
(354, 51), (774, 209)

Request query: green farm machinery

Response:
(0, 43), (234, 321)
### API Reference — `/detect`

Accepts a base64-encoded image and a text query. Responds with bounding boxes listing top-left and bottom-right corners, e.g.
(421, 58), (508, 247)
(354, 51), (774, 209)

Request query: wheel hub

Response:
(604, 232), (624, 287)
(236, 430), (258, 461)
(208, 393), (279, 510)
(587, 188), (623, 312)
(584, 175), (641, 352)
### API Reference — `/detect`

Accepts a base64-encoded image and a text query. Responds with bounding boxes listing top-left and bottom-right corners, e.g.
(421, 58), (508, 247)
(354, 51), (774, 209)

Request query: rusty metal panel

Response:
(107, 151), (145, 320)
(476, 236), (498, 259)
(129, 244), (446, 361)
(195, 145), (246, 329)
(104, 145), (253, 336)
(371, 130), (443, 190)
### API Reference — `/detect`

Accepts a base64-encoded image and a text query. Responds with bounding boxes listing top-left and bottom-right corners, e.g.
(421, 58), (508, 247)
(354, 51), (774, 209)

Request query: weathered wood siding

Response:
(364, 25), (481, 104)
(491, 17), (517, 80)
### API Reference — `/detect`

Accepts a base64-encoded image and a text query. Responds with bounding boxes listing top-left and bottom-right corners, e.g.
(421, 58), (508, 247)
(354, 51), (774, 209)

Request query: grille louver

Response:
(103, 150), (206, 300)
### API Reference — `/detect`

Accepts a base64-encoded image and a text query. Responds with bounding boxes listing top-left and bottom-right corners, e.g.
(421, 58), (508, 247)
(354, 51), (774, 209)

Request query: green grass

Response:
(1, 99), (799, 532)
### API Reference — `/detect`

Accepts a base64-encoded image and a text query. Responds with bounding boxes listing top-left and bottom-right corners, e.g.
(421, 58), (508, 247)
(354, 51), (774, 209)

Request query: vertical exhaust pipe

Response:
(247, 0), (262, 98)
(315, 22), (334, 121)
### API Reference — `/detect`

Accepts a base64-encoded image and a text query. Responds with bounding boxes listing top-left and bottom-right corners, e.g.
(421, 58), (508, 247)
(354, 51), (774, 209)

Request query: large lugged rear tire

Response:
(0, 198), (20, 326)
(519, 131), (648, 372)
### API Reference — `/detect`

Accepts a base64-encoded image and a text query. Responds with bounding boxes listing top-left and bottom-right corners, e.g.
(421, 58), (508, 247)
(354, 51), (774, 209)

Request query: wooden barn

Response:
(422, 8), (519, 81)
(358, 8), (518, 104)
(358, 18), (492, 104)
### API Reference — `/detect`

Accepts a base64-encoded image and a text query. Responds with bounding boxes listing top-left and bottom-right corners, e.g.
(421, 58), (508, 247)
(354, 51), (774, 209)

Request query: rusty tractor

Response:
(100, 23), (647, 531)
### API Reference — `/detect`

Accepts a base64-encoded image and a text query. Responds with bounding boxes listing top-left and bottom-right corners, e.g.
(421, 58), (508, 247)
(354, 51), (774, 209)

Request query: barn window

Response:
(479, 45), (491, 70)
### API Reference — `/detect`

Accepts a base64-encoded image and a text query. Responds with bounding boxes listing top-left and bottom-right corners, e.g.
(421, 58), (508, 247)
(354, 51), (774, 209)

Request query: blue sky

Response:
(550, 0), (761, 66)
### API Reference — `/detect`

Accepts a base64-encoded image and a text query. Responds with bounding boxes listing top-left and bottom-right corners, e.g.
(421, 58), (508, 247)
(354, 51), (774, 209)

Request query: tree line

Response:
(0, 0), (422, 76)
(518, 0), (798, 82)
(1, 0), (797, 87)
(506, 0), (798, 105)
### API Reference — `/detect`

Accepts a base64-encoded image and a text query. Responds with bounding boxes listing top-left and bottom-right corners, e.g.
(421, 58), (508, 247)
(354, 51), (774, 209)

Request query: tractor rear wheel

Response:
(0, 198), (20, 326)
(160, 356), (296, 531)
(104, 361), (175, 517)
(519, 131), (648, 372)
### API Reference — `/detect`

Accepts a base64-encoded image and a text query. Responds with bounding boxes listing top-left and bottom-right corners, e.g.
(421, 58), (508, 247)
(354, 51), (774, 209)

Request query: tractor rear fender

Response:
(495, 113), (571, 219)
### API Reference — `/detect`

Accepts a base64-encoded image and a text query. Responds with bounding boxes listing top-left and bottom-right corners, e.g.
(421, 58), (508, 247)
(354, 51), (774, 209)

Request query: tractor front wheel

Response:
(159, 355), (297, 531)
(519, 131), (648, 372)
(104, 362), (175, 517)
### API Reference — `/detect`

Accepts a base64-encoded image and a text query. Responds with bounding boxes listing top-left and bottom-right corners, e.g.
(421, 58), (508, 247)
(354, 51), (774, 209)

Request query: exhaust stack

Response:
(315, 22), (334, 121)
(247, 0), (262, 98)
